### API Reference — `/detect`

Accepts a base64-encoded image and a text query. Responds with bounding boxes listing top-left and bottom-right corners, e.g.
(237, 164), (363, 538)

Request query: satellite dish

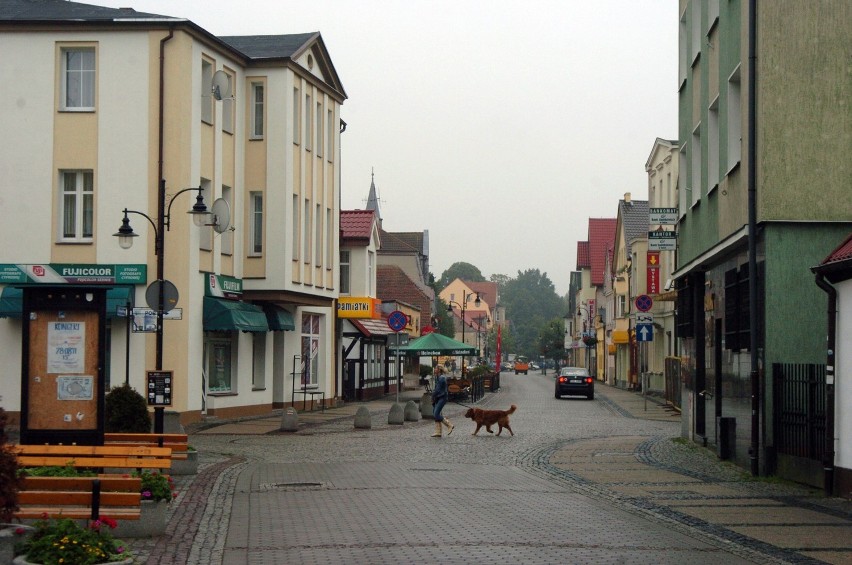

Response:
(211, 70), (231, 101)
(211, 198), (231, 234)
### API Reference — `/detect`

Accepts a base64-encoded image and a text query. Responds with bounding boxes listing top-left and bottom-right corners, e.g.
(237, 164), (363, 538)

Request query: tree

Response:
(538, 319), (567, 366)
(437, 262), (485, 292)
(500, 269), (567, 357)
(433, 297), (456, 337)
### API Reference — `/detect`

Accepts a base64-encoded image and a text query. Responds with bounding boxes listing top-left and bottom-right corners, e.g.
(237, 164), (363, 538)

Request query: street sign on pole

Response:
(648, 231), (677, 251)
(635, 295), (653, 312)
(649, 207), (678, 225)
(636, 323), (654, 342)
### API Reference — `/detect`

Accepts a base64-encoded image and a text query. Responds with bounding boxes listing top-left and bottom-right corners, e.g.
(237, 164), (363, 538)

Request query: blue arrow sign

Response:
(636, 323), (653, 342)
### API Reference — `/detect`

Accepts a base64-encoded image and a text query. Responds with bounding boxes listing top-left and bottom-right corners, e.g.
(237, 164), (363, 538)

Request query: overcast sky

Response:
(97, 0), (678, 296)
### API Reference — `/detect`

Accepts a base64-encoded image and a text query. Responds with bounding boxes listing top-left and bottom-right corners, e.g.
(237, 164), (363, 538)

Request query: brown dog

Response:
(464, 404), (517, 436)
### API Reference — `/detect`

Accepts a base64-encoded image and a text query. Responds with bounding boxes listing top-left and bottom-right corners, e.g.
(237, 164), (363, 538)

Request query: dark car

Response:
(555, 367), (594, 399)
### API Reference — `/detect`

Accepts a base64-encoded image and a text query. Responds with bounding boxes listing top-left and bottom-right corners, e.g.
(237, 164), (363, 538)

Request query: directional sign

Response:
(387, 310), (408, 332)
(635, 294), (653, 312)
(636, 323), (654, 342)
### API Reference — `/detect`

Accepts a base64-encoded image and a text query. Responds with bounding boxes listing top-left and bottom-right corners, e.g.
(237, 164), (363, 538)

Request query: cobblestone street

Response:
(128, 371), (852, 564)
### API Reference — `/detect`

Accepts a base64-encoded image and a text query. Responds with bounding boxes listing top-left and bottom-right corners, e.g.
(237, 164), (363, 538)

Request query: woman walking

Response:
(431, 365), (454, 437)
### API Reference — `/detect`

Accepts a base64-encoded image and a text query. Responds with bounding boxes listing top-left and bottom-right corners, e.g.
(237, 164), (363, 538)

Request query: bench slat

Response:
(17, 455), (171, 469)
(14, 445), (172, 457)
(21, 477), (142, 491)
(15, 508), (141, 520)
(19, 491), (142, 506)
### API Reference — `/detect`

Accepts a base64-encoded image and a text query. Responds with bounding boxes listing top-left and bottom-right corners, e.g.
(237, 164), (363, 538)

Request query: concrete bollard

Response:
(388, 403), (405, 425)
(354, 406), (372, 429)
(280, 407), (299, 432)
(404, 400), (421, 422)
(420, 392), (434, 419)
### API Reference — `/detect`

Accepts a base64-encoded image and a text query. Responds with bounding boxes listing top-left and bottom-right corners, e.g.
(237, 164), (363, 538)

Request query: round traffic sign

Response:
(387, 310), (407, 332)
(146, 280), (179, 312)
(635, 294), (653, 312)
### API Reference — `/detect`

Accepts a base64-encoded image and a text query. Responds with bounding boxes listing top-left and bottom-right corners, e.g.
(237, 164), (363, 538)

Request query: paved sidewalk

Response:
(123, 376), (852, 564)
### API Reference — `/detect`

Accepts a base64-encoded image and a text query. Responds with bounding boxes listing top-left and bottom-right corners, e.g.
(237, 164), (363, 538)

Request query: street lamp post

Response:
(577, 302), (596, 372)
(446, 291), (481, 346)
(114, 180), (210, 433)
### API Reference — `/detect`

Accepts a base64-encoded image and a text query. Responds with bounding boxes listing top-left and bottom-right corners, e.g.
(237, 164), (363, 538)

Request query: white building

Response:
(0, 0), (346, 431)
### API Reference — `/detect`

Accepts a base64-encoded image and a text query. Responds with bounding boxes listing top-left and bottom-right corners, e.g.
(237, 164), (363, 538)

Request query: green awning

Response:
(203, 296), (268, 332)
(263, 304), (295, 331)
(0, 286), (22, 318)
(106, 286), (134, 319)
(0, 286), (131, 319)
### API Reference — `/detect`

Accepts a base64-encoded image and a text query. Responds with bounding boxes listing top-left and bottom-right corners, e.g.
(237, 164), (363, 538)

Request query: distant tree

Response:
(489, 273), (512, 296)
(538, 318), (567, 365)
(437, 262), (485, 291)
(433, 297), (456, 337)
(501, 269), (567, 356)
(487, 324), (515, 363)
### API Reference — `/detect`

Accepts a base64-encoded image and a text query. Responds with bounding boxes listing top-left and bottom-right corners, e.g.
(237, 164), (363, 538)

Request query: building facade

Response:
(0, 1), (346, 427)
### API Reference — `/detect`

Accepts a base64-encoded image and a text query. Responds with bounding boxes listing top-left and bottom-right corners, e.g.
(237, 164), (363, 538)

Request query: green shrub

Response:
(105, 383), (152, 433)
(18, 462), (95, 478)
(419, 364), (433, 378)
(0, 407), (21, 523)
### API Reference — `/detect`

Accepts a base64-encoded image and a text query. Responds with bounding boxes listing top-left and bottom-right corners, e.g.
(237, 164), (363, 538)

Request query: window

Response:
(300, 314), (321, 387)
(690, 2), (701, 65)
(252, 333), (266, 389)
(249, 192), (263, 255)
(691, 124), (701, 207)
(292, 87), (300, 144)
(292, 195), (299, 258)
(303, 199), (311, 263)
(707, 0), (719, 33)
(61, 47), (95, 110)
(327, 109), (334, 161)
(708, 98), (720, 191)
(305, 93), (313, 151)
(60, 171), (93, 241)
(727, 66), (742, 172)
(199, 180), (213, 251)
(222, 72), (234, 134)
(316, 101), (323, 158)
(368, 251), (374, 295)
(207, 335), (235, 393)
(201, 59), (213, 124)
(339, 250), (350, 294)
(678, 13), (688, 88)
(221, 185), (233, 255)
(678, 144), (688, 216)
(250, 82), (264, 138)
(315, 204), (322, 265)
(326, 208), (333, 266)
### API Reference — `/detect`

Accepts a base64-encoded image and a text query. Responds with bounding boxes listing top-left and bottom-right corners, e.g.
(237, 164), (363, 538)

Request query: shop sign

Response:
(0, 263), (146, 284)
(337, 297), (381, 319)
(205, 272), (242, 299)
(649, 207), (678, 225)
(648, 231), (677, 251)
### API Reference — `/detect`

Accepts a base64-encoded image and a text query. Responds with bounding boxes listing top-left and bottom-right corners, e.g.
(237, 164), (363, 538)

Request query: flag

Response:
(496, 324), (502, 366)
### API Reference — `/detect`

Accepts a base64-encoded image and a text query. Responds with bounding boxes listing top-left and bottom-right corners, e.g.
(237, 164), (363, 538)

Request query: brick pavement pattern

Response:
(124, 371), (852, 564)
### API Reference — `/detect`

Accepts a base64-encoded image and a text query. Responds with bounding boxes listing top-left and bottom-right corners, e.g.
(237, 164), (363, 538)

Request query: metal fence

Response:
(773, 363), (826, 461)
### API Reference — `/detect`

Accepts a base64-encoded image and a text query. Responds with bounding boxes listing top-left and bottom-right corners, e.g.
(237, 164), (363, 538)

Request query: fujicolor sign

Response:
(337, 297), (381, 319)
(0, 263), (146, 284)
(205, 273), (242, 299)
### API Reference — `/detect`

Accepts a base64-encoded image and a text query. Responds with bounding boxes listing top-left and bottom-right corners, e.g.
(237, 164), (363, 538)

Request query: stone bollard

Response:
(420, 392), (434, 419)
(388, 403), (405, 425)
(280, 407), (299, 432)
(404, 400), (421, 422)
(354, 406), (372, 429)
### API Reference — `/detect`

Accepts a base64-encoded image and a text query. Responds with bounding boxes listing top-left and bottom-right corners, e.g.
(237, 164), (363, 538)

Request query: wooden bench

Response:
(16, 475), (143, 521)
(104, 433), (189, 461)
(13, 444), (173, 473)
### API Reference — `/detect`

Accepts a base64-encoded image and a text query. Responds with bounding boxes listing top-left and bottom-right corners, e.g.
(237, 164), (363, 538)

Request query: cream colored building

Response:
(0, 1), (346, 426)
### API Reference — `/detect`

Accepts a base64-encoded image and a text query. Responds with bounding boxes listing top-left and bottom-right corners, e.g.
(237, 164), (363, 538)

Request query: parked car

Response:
(501, 362), (513, 372)
(555, 367), (594, 399)
(514, 355), (529, 375)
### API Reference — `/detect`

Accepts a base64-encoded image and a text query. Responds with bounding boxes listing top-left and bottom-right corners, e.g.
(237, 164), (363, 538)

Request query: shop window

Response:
(207, 335), (235, 393)
(252, 333), (266, 390)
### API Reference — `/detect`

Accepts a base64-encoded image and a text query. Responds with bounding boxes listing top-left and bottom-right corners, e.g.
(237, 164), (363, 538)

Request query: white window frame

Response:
(201, 59), (213, 124)
(249, 191), (263, 256)
(726, 66), (742, 173)
(221, 185), (233, 255)
(250, 82), (264, 139)
(59, 170), (94, 242)
(222, 71), (234, 134)
(300, 314), (321, 388)
(206, 334), (237, 393)
(339, 250), (350, 295)
(61, 47), (95, 111)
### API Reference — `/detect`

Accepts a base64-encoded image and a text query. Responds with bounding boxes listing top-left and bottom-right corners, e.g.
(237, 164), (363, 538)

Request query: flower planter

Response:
(170, 449), (198, 475)
(111, 499), (169, 538)
(1, 525), (34, 564)
(13, 556), (133, 565)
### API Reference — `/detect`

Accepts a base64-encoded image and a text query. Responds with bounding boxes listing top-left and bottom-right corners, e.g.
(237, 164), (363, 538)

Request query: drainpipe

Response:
(814, 273), (837, 497)
(747, 0), (760, 477)
(158, 29), (174, 184)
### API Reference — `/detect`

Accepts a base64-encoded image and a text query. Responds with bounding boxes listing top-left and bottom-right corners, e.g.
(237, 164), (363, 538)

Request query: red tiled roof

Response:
(465, 280), (497, 305)
(588, 218), (617, 286)
(340, 210), (375, 243)
(577, 241), (590, 269)
(351, 317), (395, 337)
(376, 265), (433, 332)
(821, 232), (852, 265)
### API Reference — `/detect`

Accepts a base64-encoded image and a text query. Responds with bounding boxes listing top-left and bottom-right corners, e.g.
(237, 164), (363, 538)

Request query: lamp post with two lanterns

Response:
(113, 179), (210, 433)
(446, 291), (481, 347)
(577, 302), (597, 373)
